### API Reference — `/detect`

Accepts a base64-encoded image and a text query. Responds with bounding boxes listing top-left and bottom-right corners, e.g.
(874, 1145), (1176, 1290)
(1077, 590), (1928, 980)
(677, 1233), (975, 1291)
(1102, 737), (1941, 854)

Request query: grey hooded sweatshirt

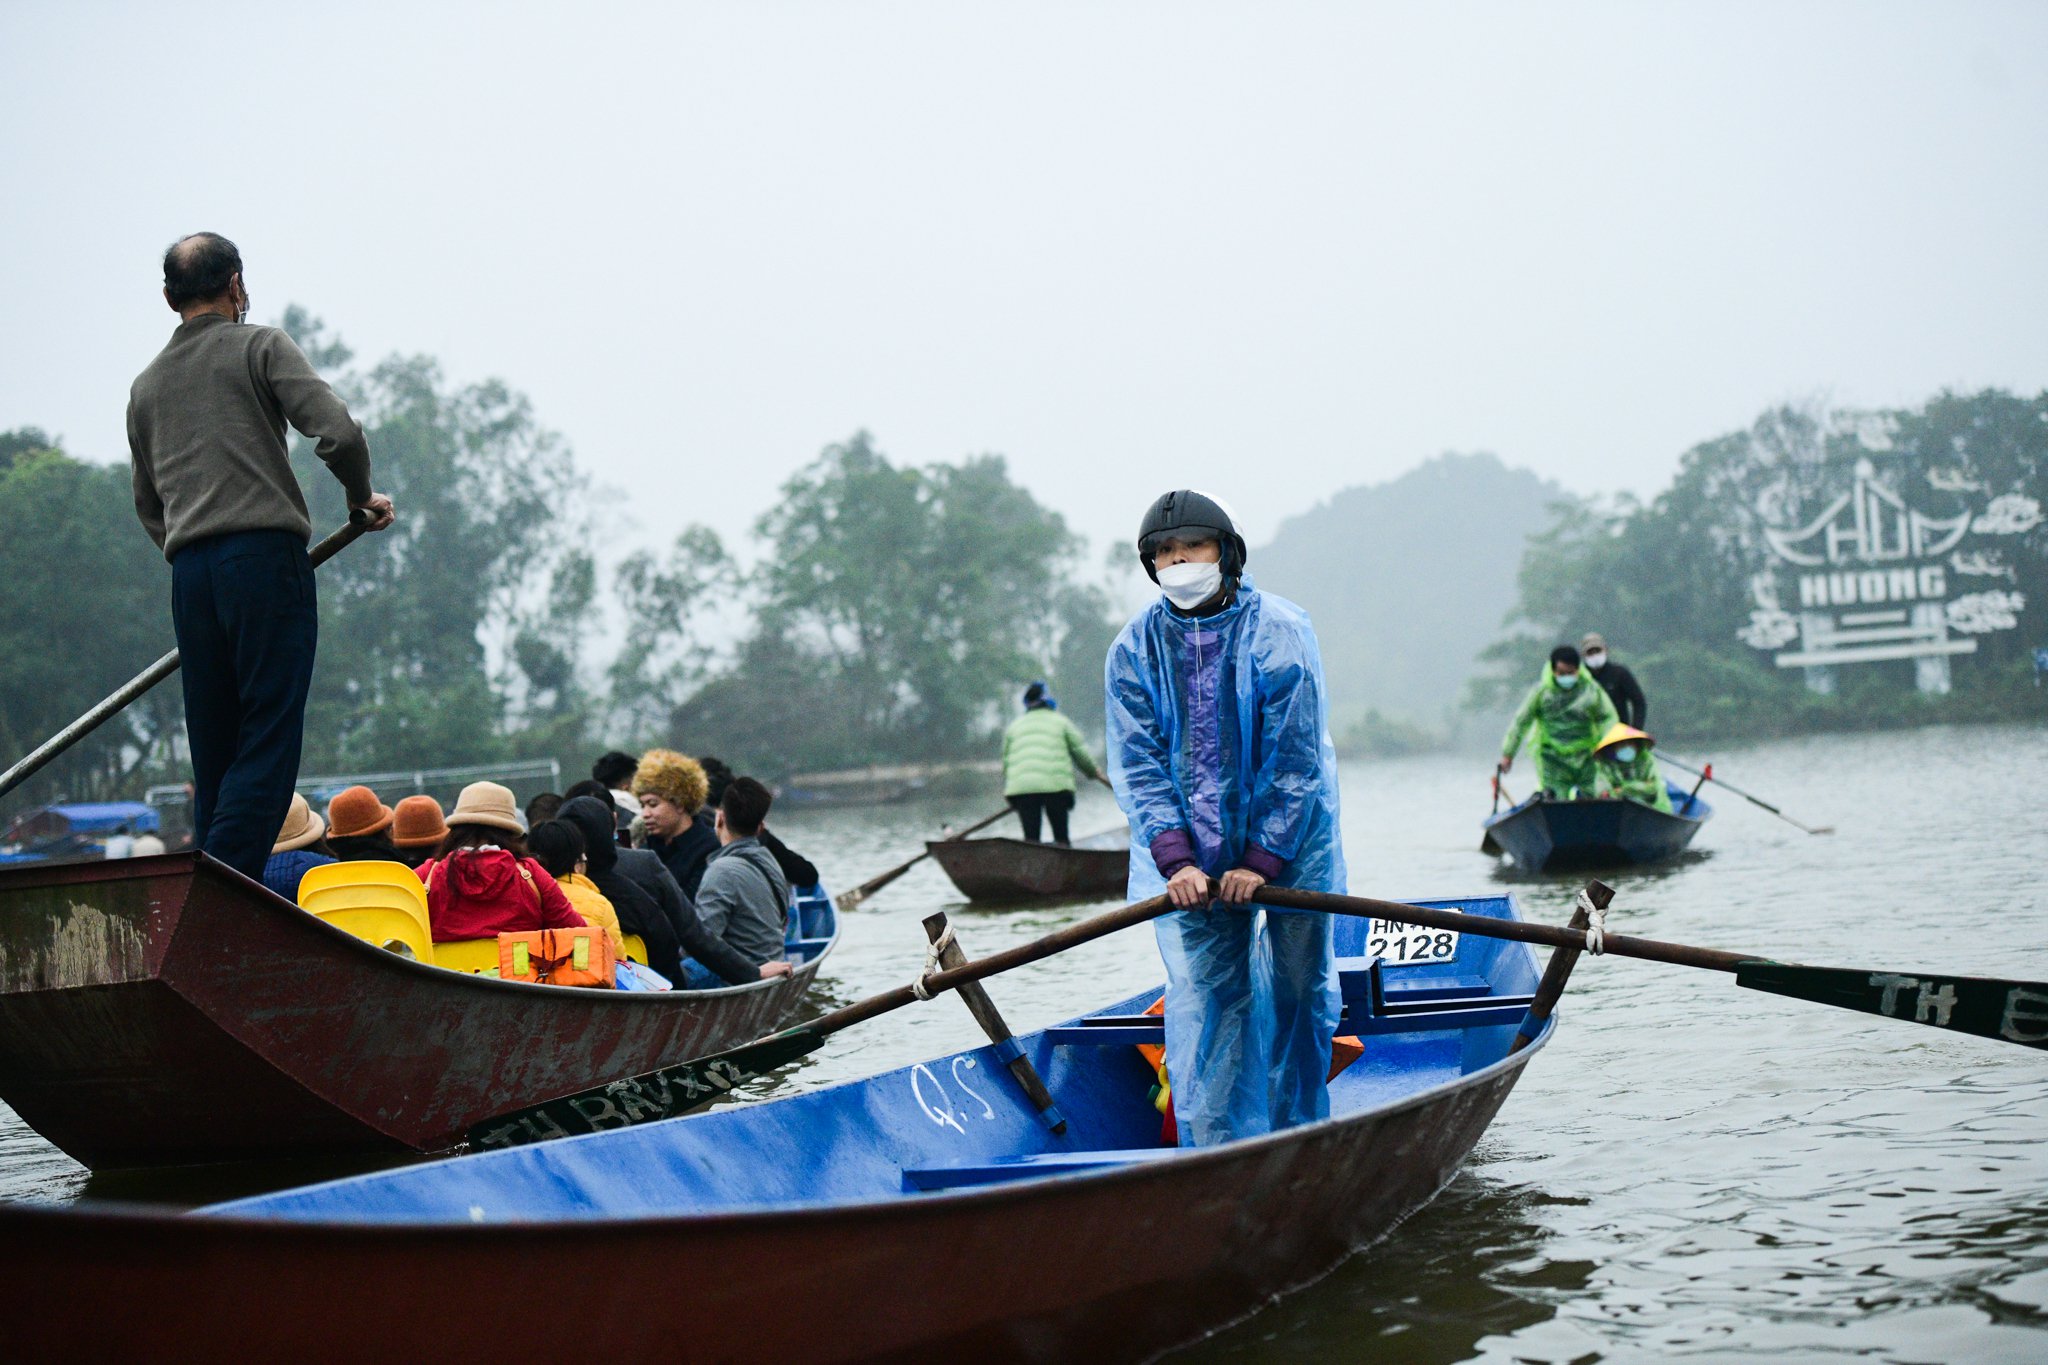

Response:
(694, 837), (789, 967)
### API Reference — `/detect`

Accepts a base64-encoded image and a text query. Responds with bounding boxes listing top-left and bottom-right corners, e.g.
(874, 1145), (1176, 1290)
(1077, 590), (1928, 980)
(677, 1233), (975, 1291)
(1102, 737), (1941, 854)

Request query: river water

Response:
(4, 723), (2045, 1361)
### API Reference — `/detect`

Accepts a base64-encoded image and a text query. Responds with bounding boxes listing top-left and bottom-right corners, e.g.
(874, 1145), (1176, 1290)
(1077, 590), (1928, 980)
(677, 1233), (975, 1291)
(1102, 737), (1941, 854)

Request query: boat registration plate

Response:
(1367, 921), (1460, 965)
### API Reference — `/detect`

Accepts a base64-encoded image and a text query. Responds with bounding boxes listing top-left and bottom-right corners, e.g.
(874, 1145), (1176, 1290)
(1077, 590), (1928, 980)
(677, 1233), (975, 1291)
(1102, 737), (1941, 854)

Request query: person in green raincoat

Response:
(1498, 645), (1619, 798)
(1592, 723), (1672, 810)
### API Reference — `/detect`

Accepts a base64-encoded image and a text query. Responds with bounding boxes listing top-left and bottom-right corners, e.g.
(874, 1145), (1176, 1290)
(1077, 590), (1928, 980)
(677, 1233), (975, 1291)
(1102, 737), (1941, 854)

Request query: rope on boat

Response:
(911, 921), (957, 1000)
(1578, 886), (1609, 954)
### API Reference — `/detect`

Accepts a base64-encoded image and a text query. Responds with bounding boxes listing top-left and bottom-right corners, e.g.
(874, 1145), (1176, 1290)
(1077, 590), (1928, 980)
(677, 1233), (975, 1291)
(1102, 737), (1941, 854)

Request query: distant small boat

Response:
(1482, 782), (1711, 872)
(0, 852), (836, 1168)
(926, 826), (1130, 901)
(0, 891), (1549, 1365)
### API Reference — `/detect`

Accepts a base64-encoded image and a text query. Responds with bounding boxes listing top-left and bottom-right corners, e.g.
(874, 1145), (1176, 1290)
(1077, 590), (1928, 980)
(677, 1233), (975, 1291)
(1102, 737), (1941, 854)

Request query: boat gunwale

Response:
(0, 850), (837, 1004)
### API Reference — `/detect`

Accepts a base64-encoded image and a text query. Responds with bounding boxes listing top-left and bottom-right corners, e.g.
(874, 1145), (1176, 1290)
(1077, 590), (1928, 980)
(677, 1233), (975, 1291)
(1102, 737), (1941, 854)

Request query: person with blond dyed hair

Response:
(634, 749), (719, 898)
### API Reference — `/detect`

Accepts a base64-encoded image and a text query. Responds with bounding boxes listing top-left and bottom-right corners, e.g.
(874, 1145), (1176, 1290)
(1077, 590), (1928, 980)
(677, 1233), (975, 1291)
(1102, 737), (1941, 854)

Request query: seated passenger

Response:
(525, 791), (564, 828)
(592, 749), (644, 844)
(526, 818), (625, 955)
(1593, 724), (1673, 811)
(411, 782), (586, 943)
(325, 785), (401, 862)
(264, 793), (335, 900)
(683, 776), (789, 987)
(702, 755), (819, 889)
(388, 794), (447, 869)
(633, 749), (719, 897)
(558, 795), (788, 987)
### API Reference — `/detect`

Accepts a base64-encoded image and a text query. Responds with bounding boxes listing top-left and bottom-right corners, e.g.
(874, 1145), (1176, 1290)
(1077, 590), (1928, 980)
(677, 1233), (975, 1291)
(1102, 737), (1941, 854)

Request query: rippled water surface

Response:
(5, 724), (2045, 1362)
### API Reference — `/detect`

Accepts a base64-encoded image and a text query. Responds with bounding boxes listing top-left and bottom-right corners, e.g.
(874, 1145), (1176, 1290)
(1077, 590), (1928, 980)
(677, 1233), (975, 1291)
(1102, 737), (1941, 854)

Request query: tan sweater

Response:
(127, 314), (373, 560)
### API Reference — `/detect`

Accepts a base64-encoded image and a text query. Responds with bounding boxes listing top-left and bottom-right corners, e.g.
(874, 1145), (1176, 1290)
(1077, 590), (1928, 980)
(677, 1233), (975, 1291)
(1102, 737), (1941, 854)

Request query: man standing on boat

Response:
(1001, 681), (1112, 845)
(1105, 490), (1346, 1148)
(1579, 632), (1647, 729)
(1498, 645), (1619, 799)
(127, 233), (394, 881)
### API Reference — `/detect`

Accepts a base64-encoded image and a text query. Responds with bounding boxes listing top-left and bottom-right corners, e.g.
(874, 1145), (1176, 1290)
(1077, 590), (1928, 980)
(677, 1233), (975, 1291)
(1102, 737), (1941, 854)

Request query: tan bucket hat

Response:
(445, 781), (526, 835)
(272, 793), (326, 853)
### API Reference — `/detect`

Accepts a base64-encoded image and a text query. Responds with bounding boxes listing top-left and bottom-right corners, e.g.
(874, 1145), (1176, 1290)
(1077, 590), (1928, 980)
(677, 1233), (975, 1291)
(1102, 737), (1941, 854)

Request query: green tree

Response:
(0, 436), (179, 817)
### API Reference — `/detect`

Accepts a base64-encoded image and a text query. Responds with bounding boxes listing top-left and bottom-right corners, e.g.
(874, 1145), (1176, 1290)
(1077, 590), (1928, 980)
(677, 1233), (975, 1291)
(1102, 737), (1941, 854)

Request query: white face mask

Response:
(1613, 744), (1638, 763)
(1157, 560), (1223, 611)
(1584, 651), (1607, 669)
(1554, 669), (1580, 688)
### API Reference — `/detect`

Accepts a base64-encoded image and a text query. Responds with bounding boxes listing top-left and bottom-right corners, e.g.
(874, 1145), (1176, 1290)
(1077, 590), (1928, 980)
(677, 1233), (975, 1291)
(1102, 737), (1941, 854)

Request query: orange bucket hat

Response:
(326, 785), (395, 840)
(390, 794), (451, 850)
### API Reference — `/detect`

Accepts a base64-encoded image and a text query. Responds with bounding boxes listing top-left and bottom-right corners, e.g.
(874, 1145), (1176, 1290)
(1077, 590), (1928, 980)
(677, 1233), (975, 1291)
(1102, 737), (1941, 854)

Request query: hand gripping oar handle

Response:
(0, 513), (374, 804)
(1257, 886), (2048, 1052)
(468, 891), (1176, 1150)
(837, 804), (1014, 910)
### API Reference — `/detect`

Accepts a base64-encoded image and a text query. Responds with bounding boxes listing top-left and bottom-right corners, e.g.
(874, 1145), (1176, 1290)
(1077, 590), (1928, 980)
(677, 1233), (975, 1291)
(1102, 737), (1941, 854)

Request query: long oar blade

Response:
(1737, 963), (2048, 1051)
(468, 1025), (825, 1151)
(1659, 755), (1832, 834)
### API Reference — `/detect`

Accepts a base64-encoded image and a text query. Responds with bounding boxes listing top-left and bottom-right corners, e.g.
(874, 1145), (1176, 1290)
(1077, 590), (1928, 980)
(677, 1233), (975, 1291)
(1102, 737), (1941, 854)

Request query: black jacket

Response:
(1589, 660), (1647, 729)
(759, 827), (819, 890)
(647, 811), (721, 900)
(559, 798), (758, 987)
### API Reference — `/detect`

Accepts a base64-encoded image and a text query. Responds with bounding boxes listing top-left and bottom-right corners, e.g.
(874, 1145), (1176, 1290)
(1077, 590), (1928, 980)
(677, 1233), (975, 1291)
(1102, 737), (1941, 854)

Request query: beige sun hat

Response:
(445, 781), (526, 835)
(272, 793), (326, 853)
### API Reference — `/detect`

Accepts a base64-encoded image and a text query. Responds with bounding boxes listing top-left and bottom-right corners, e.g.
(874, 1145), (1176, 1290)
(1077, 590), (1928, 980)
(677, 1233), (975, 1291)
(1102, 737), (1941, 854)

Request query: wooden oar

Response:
(0, 513), (373, 804)
(467, 891), (1175, 1150)
(922, 911), (1067, 1133)
(1480, 773), (1516, 855)
(1258, 886), (2046, 1052)
(835, 805), (1013, 911)
(472, 879), (2048, 1153)
(1656, 754), (1833, 834)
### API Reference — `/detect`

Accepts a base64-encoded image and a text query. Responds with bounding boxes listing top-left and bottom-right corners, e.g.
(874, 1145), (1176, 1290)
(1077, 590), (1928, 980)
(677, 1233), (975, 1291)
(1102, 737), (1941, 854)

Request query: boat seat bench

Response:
(902, 1148), (1178, 1192)
(1045, 958), (1536, 1046)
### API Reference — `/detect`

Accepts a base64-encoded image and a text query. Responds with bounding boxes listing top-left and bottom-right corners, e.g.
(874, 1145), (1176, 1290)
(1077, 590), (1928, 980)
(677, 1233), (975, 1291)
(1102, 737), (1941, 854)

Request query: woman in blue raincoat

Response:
(1105, 490), (1347, 1148)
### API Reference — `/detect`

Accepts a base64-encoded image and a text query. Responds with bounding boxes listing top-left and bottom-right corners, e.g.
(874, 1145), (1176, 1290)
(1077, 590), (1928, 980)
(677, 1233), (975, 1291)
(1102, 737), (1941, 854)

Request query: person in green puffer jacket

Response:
(1002, 681), (1112, 844)
(1498, 645), (1620, 800)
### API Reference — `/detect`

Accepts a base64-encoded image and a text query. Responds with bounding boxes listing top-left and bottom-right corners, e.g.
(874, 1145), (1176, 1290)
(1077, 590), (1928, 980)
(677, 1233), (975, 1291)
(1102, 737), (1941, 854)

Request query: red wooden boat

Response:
(0, 851), (836, 1168)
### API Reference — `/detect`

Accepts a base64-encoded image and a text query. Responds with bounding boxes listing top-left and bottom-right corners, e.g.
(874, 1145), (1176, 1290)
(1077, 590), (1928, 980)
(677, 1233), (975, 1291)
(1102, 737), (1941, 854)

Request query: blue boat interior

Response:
(785, 884), (837, 964)
(207, 892), (1543, 1225)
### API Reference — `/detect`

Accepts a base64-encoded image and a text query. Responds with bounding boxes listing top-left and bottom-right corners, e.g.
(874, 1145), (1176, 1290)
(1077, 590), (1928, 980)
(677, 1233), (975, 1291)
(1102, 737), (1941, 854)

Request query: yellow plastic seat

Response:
(434, 938), (501, 974)
(298, 860), (435, 966)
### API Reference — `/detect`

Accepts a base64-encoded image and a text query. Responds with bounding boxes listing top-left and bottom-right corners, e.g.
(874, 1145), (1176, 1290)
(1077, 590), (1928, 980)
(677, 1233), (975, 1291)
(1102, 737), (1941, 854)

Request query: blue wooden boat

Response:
(1482, 781), (1711, 872)
(0, 892), (1550, 1364)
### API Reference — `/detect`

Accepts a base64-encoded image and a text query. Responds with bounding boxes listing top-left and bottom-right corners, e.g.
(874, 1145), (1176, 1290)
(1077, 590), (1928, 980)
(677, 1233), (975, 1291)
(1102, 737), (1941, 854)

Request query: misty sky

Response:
(4, 2), (2044, 561)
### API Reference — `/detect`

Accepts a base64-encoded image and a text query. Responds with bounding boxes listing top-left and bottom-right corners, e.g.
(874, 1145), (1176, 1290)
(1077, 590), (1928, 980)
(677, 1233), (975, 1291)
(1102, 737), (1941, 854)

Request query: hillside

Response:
(1251, 452), (1566, 734)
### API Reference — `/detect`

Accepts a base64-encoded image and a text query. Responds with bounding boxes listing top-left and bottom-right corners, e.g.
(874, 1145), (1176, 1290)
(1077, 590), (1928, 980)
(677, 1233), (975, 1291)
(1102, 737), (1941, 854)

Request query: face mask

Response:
(1554, 670), (1580, 688)
(1584, 651), (1607, 669)
(1613, 745), (1637, 763)
(1158, 561), (1223, 611)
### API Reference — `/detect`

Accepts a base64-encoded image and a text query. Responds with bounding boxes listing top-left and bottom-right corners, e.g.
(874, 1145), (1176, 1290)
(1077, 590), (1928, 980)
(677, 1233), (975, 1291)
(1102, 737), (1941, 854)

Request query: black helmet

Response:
(1136, 489), (1246, 583)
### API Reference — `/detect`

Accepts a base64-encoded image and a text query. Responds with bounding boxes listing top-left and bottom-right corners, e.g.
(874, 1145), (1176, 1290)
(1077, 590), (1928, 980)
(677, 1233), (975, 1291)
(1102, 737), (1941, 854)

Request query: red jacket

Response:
(417, 848), (586, 943)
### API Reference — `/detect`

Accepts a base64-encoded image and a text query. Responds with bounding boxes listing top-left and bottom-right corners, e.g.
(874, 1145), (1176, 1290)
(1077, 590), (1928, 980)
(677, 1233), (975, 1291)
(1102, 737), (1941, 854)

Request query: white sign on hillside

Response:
(1738, 458), (2037, 694)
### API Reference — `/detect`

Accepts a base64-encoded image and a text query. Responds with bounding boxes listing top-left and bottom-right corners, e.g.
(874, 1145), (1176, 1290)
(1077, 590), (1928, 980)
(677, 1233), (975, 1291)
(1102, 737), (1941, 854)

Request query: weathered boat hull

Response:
(0, 1050), (1529, 1363)
(0, 891), (1549, 1364)
(0, 852), (834, 1168)
(926, 832), (1128, 901)
(1482, 783), (1711, 871)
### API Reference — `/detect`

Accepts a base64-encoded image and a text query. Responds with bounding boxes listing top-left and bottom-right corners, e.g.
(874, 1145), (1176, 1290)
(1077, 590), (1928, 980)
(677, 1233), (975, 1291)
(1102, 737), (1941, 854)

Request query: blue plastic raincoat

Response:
(1105, 575), (1346, 1148)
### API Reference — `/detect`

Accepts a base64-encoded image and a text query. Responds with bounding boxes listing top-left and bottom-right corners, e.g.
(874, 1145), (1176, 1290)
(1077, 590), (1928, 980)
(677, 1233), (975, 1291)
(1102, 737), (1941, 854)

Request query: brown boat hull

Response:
(0, 1037), (1534, 1363)
(925, 835), (1128, 902)
(0, 853), (826, 1168)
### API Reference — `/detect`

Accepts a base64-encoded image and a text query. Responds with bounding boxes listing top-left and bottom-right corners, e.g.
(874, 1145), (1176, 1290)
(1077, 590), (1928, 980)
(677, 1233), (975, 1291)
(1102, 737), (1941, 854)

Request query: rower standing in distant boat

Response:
(1001, 682), (1111, 845)
(127, 233), (395, 882)
(1579, 633), (1647, 729)
(1106, 490), (1346, 1149)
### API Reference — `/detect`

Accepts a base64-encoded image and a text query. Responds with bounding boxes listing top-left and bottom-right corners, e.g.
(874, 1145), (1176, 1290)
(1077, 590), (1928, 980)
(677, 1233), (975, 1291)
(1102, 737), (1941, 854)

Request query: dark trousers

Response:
(1009, 791), (1074, 844)
(170, 530), (319, 882)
